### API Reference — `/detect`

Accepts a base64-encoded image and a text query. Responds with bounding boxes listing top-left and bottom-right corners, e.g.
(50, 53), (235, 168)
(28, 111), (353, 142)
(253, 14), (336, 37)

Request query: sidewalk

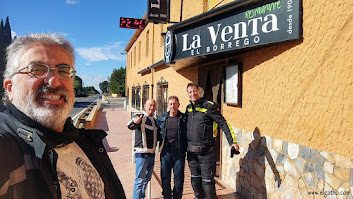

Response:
(93, 107), (244, 199)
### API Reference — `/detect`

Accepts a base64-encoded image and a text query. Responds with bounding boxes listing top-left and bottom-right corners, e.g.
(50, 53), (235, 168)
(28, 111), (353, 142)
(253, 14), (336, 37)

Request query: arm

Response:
(0, 134), (25, 197)
(156, 114), (166, 142)
(156, 118), (162, 142)
(127, 114), (143, 130)
(179, 113), (188, 153)
(208, 103), (237, 147)
(0, 136), (10, 197)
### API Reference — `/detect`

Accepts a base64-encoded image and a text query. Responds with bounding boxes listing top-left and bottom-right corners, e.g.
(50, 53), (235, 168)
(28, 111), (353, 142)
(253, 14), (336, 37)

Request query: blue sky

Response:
(1, 0), (147, 91)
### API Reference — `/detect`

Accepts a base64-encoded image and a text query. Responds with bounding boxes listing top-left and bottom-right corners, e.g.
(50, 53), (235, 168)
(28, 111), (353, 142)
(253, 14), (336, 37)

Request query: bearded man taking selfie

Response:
(0, 33), (126, 199)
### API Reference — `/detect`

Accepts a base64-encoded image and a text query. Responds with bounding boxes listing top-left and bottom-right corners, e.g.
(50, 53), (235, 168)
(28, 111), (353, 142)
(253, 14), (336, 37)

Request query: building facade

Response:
(125, 0), (353, 198)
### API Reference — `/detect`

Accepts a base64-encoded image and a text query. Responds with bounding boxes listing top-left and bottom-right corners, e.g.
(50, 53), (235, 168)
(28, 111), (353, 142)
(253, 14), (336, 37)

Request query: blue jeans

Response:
(133, 153), (155, 199)
(160, 145), (186, 199)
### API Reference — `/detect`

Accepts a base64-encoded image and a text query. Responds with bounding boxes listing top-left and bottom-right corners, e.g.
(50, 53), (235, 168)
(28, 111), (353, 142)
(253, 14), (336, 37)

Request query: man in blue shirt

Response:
(156, 96), (187, 199)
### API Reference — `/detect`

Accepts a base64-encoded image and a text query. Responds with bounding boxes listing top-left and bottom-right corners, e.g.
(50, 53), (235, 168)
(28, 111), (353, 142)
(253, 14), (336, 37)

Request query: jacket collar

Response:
(5, 102), (79, 150)
(190, 98), (205, 107)
(143, 111), (155, 119)
(167, 110), (182, 118)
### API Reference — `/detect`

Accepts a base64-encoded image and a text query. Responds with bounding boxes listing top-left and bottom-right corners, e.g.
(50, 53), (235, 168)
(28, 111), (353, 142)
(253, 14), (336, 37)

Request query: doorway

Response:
(198, 64), (224, 177)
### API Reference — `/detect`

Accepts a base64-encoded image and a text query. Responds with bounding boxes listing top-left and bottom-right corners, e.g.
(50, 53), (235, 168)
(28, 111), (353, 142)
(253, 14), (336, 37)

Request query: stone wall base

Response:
(221, 127), (353, 199)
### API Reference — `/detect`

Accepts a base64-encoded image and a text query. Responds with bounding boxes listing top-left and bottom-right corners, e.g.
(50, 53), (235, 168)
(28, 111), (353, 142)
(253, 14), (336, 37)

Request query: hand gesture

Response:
(133, 115), (143, 124)
(230, 143), (240, 158)
(231, 143), (240, 151)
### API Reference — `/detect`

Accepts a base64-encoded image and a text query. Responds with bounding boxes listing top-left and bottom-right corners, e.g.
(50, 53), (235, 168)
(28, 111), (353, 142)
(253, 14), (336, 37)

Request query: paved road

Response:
(70, 94), (100, 120)
(94, 108), (243, 199)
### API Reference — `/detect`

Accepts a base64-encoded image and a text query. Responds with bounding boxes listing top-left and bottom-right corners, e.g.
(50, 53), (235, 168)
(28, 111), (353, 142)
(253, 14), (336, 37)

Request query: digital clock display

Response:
(119, 17), (146, 29)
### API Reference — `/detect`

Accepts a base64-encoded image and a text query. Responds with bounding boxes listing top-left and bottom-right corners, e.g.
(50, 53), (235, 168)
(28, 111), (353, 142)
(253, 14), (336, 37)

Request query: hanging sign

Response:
(147, 0), (170, 23)
(164, 30), (174, 66)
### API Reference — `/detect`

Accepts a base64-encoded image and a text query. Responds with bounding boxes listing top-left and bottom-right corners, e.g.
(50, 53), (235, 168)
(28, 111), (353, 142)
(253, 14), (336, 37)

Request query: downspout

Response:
(151, 24), (155, 99)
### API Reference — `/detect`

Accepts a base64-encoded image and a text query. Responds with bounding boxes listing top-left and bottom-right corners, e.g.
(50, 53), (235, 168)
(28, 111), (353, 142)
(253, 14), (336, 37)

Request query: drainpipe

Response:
(151, 24), (155, 99)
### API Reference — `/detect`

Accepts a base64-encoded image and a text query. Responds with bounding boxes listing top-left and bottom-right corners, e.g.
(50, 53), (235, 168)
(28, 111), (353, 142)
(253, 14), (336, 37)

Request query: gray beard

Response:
(12, 85), (74, 131)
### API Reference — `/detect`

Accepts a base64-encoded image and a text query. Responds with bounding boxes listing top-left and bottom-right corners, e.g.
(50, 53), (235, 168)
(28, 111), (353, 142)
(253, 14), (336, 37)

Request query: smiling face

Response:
(187, 85), (201, 104)
(144, 99), (157, 116)
(168, 98), (180, 116)
(4, 44), (75, 131)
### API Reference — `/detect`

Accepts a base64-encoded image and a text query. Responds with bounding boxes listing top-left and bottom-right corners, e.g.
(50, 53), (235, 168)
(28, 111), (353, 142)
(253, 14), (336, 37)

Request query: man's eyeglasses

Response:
(11, 62), (76, 80)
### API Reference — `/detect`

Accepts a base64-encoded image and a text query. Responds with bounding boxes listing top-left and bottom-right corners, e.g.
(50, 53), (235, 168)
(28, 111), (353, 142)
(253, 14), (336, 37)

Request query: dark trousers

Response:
(187, 146), (218, 199)
(160, 145), (186, 199)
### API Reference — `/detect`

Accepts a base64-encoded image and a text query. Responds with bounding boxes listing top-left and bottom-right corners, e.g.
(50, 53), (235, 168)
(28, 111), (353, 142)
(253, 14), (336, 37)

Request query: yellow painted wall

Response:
(126, 0), (206, 109)
(222, 0), (353, 158)
(208, 0), (237, 10)
(126, 0), (353, 158)
(153, 66), (199, 111)
(169, 0), (205, 22)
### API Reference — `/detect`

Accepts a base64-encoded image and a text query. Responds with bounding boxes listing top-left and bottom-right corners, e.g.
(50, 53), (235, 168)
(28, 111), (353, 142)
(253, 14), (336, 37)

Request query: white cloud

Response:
(76, 42), (126, 63)
(80, 75), (107, 90)
(65, 0), (79, 5)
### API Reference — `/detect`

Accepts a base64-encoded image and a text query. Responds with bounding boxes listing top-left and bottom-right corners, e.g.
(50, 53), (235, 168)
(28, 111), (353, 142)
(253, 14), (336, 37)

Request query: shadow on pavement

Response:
(94, 111), (109, 131)
(103, 138), (119, 152)
(94, 110), (119, 152)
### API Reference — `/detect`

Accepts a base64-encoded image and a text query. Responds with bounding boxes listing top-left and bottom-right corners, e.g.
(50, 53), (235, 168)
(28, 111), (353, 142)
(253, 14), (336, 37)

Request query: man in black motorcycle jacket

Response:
(185, 83), (239, 199)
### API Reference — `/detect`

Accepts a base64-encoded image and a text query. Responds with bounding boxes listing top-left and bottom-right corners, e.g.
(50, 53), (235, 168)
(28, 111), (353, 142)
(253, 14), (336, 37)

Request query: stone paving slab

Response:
(93, 108), (244, 199)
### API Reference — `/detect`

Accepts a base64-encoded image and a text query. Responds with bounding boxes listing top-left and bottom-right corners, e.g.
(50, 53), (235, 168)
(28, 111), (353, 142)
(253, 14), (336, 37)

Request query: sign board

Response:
(147, 0), (170, 23)
(224, 64), (240, 105)
(164, 30), (174, 66)
(120, 17), (146, 29)
(165, 0), (302, 64)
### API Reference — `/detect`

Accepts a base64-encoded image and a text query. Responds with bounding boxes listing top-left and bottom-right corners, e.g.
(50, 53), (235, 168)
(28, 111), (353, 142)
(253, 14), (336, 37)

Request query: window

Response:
(138, 41), (141, 63)
(224, 63), (242, 106)
(134, 47), (137, 66)
(127, 53), (130, 69)
(131, 86), (136, 109)
(156, 77), (168, 117)
(142, 82), (150, 107)
(136, 85), (141, 110)
(146, 30), (149, 57)
(127, 87), (129, 105)
(130, 53), (133, 68)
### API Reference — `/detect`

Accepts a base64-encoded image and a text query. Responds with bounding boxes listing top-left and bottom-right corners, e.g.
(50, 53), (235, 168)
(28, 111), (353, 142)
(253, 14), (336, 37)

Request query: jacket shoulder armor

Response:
(206, 101), (214, 105)
(201, 100), (216, 109)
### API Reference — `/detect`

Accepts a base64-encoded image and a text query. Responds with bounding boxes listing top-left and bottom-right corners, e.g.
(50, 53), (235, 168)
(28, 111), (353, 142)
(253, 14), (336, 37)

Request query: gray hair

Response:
(4, 33), (75, 79)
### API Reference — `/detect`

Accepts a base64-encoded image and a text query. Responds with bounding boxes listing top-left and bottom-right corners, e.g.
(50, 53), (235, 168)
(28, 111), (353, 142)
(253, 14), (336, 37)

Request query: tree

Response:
(74, 76), (83, 96)
(82, 86), (99, 95)
(99, 80), (110, 94)
(109, 67), (126, 96)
